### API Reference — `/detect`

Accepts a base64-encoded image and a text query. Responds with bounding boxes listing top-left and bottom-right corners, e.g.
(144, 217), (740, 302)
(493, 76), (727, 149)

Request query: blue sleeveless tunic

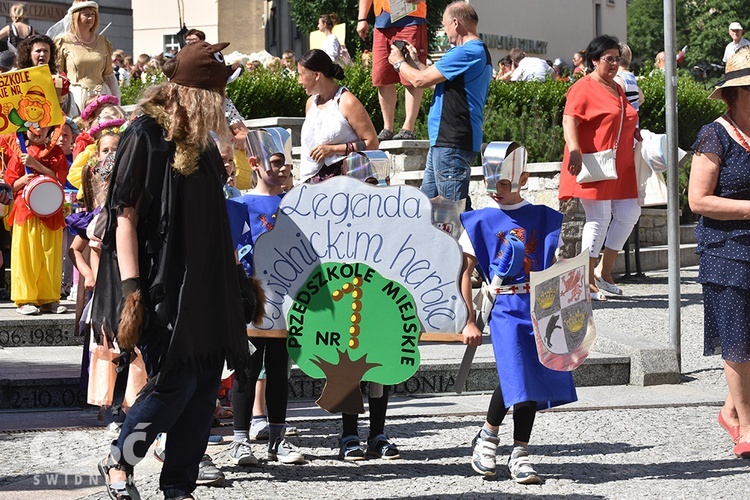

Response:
(461, 203), (578, 409)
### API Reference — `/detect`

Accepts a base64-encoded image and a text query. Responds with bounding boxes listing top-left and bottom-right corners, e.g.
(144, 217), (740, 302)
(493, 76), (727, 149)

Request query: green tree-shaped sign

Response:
(250, 177), (468, 414)
(287, 262), (420, 413)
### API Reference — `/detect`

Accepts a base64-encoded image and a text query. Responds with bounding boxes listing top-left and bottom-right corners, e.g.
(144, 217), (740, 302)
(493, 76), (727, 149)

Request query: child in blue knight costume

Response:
(226, 127), (306, 466)
(459, 142), (577, 484)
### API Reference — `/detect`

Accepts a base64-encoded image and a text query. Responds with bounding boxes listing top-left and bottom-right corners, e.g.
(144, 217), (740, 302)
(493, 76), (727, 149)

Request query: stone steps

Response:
(0, 342), (630, 410)
(0, 297), (80, 348)
(612, 242), (699, 275)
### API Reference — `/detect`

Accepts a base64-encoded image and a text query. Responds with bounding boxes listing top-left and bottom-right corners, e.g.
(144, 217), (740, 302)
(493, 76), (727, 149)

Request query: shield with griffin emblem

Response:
(530, 251), (596, 371)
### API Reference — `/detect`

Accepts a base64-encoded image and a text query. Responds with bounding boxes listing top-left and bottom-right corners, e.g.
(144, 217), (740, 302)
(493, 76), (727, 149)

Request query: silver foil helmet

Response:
(342, 150), (390, 186)
(244, 127), (292, 171)
(482, 141), (527, 193)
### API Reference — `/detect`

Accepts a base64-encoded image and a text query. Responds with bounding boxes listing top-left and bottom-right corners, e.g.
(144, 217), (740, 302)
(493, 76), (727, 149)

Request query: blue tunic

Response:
(226, 193), (283, 276)
(461, 203), (578, 409)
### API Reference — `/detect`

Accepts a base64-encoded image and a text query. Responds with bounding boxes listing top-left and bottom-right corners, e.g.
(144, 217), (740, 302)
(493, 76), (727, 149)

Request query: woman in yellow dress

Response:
(54, 1), (119, 115)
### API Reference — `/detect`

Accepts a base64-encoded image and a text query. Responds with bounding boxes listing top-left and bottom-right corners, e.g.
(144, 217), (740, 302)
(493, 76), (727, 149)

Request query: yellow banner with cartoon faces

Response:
(0, 65), (65, 134)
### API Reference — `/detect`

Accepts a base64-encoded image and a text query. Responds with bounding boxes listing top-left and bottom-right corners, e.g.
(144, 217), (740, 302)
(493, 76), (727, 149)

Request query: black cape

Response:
(91, 115), (250, 379)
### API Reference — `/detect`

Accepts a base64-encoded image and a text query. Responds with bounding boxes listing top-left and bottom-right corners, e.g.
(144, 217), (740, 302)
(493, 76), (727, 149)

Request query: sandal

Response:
(214, 405), (233, 419)
(366, 434), (400, 460)
(594, 273), (623, 295)
(98, 455), (140, 500)
(339, 435), (366, 461)
(590, 290), (607, 302)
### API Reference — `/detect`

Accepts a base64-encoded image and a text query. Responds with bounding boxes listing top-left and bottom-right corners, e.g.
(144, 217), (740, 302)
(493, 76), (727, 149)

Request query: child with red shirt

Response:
(4, 127), (70, 315)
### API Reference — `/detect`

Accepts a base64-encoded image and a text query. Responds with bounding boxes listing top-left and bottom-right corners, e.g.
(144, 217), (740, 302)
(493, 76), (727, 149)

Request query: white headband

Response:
(68, 1), (99, 15)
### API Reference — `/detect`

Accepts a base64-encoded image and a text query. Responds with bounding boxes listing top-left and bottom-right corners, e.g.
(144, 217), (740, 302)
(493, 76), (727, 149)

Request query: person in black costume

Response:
(93, 41), (259, 500)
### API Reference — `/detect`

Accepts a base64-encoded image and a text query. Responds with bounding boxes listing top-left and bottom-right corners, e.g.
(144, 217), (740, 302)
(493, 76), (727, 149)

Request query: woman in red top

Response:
(559, 35), (640, 300)
(4, 127), (69, 315)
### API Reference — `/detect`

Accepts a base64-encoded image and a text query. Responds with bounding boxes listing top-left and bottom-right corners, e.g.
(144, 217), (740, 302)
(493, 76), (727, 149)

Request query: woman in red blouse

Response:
(559, 35), (640, 301)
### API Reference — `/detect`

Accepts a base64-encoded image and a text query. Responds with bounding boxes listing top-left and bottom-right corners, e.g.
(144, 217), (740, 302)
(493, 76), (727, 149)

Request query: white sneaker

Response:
(106, 422), (122, 438)
(249, 418), (269, 441)
(229, 438), (259, 466)
(17, 304), (40, 315)
(507, 446), (541, 484)
(267, 438), (304, 464)
(471, 430), (498, 476)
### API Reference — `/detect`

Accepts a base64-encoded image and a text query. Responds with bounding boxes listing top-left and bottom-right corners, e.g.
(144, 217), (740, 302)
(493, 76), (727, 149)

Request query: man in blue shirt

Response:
(388, 1), (492, 209)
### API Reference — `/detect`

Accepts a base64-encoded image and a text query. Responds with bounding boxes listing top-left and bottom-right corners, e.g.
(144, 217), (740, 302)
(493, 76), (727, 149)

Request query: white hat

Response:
(68, 1), (99, 15)
(729, 22), (744, 31)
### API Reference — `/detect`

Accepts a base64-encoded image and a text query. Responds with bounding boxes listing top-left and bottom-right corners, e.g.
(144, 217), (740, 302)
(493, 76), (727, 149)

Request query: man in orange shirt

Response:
(357, 0), (427, 141)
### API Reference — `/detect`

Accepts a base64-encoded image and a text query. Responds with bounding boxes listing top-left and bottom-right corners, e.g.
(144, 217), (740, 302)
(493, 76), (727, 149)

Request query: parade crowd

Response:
(2, 0), (750, 499)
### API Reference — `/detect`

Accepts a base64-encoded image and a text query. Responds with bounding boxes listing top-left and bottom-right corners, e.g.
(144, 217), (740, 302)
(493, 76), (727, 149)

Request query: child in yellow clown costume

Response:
(5, 126), (70, 315)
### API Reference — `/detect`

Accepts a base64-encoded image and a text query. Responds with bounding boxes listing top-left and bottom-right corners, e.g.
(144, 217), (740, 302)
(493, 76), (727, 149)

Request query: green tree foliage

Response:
(628, 0), (750, 69)
(682, 0), (750, 68)
(288, 0), (452, 57)
(627, 0), (687, 69)
(288, 0), (363, 56)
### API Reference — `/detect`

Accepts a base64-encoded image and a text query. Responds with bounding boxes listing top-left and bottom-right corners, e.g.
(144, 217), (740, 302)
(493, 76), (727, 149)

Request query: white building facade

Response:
(130, 0), (626, 65)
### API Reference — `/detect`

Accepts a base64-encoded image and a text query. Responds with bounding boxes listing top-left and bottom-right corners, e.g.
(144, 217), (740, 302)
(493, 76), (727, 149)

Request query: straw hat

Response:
(710, 48), (750, 99)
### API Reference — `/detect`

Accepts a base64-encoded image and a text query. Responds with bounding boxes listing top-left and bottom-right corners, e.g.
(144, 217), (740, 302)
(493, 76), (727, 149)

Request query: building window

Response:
(163, 34), (181, 56)
(595, 3), (602, 36)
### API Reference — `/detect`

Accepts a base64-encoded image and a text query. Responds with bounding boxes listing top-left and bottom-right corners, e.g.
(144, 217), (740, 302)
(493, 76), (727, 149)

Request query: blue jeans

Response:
(421, 146), (476, 210)
(112, 359), (222, 497)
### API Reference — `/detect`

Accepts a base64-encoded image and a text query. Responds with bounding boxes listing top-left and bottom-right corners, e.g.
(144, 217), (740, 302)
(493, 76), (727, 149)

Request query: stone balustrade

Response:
(239, 118), (669, 258)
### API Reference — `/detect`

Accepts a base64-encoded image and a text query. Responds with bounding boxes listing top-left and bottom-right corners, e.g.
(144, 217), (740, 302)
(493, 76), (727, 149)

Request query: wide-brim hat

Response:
(710, 49), (750, 99)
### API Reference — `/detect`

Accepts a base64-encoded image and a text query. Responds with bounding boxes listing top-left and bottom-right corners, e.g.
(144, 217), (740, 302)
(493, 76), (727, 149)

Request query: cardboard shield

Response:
(530, 251), (596, 371)
(430, 196), (466, 240)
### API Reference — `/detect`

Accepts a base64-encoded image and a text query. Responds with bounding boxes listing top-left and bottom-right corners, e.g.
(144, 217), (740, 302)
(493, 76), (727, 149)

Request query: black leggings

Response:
(232, 337), (289, 431)
(486, 384), (536, 444)
(342, 382), (389, 439)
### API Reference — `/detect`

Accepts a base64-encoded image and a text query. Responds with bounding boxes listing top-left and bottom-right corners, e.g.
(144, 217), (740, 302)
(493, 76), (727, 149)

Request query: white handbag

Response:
(576, 104), (624, 184)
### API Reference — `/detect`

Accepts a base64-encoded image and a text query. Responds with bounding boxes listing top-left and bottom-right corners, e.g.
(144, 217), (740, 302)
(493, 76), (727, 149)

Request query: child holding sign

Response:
(5, 127), (69, 315)
(459, 143), (577, 484)
(228, 128), (305, 465)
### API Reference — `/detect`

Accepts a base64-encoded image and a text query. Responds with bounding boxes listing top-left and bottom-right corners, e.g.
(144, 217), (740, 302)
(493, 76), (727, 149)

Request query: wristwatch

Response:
(393, 60), (405, 72)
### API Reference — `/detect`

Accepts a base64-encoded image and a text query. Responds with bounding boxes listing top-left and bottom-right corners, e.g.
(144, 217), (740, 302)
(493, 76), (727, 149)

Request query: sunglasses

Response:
(599, 56), (622, 65)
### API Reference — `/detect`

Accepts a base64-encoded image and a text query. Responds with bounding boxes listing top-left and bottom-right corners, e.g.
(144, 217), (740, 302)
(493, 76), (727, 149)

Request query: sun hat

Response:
(709, 48), (750, 99)
(729, 22), (744, 31)
(68, 1), (98, 15)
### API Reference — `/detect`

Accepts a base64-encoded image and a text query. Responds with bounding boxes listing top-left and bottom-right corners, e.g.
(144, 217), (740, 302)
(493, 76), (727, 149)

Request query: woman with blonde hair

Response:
(55, 1), (119, 115)
(0, 3), (35, 53)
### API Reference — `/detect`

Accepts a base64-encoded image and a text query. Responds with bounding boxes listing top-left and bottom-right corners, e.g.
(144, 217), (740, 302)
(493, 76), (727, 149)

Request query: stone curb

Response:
(593, 327), (680, 386)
